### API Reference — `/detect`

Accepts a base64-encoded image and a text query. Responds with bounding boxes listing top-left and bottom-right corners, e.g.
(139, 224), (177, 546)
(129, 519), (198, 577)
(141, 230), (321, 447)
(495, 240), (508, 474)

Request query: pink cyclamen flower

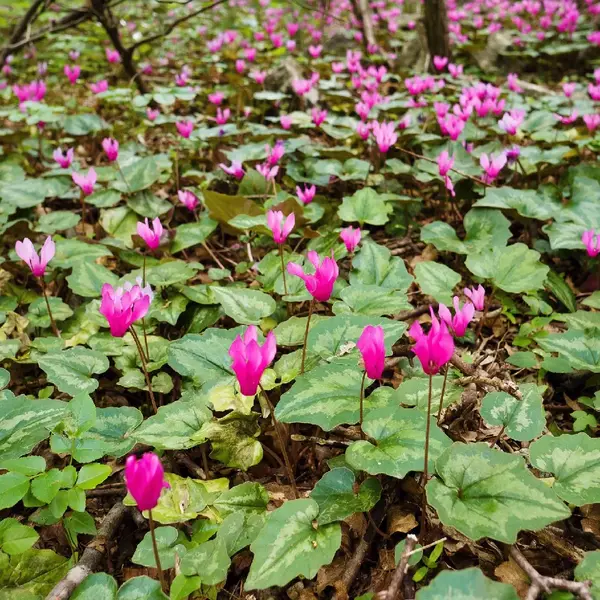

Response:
(15, 236), (55, 277)
(235, 59), (246, 74)
(583, 114), (600, 132)
(408, 309), (455, 375)
(498, 112), (521, 136)
(280, 115), (292, 130)
(256, 163), (279, 181)
(176, 120), (194, 138)
(220, 160), (245, 179)
(480, 152), (507, 184)
(72, 167), (97, 196)
(106, 48), (121, 63)
(208, 91), (225, 105)
(250, 70), (267, 84)
(124, 453), (169, 512)
(554, 111), (578, 125)
(563, 82), (576, 98)
(437, 150), (454, 177)
(178, 189), (199, 211)
(215, 107), (230, 126)
(433, 55), (448, 71)
(102, 138), (119, 162)
(464, 285), (485, 311)
(146, 108), (160, 121)
(371, 120), (398, 153)
(296, 184), (316, 205)
(357, 325), (385, 379)
(64, 64), (81, 84)
(90, 80), (108, 94)
(287, 250), (338, 302)
(439, 114), (464, 140)
(99, 282), (152, 337)
(448, 63), (463, 78)
(340, 225), (361, 253)
(438, 296), (475, 337)
(229, 325), (276, 396)
(267, 210), (295, 244)
(312, 107), (328, 127)
(582, 229), (600, 257)
(53, 147), (74, 169)
(589, 84), (600, 101)
(136, 217), (163, 250)
(266, 141), (285, 166)
(308, 45), (322, 58)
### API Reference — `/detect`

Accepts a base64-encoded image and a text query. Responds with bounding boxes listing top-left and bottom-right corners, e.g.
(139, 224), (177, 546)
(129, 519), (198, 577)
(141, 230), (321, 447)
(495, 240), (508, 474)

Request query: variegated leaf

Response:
(530, 433), (600, 506)
(345, 407), (452, 478)
(246, 498), (341, 590)
(537, 329), (600, 372)
(427, 442), (570, 543)
(480, 383), (545, 442)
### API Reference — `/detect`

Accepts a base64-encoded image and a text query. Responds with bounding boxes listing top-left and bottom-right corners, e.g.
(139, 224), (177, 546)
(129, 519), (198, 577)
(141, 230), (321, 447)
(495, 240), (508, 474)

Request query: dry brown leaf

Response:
(495, 559), (530, 599)
(378, 548), (396, 572)
(316, 557), (346, 594)
(387, 506), (418, 534)
(581, 504), (600, 536)
(344, 512), (368, 537)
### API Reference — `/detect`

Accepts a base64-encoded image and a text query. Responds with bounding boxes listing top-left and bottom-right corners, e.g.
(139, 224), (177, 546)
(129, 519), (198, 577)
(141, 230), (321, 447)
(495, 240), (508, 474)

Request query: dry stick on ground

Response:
(378, 534), (418, 600)
(508, 545), (593, 600)
(46, 503), (131, 600)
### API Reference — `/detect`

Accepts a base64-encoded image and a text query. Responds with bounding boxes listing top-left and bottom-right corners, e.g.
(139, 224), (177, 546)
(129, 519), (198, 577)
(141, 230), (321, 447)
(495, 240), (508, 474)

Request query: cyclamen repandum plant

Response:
(3, 0), (600, 598)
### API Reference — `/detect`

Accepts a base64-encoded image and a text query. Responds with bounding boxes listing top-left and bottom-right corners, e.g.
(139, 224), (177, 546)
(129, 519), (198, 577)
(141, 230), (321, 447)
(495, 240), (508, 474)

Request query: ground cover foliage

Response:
(1, 0), (600, 598)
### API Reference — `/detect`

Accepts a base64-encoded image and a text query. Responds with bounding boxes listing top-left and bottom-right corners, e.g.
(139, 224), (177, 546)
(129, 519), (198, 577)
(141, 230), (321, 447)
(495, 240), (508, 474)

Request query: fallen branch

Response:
(377, 534), (418, 600)
(46, 502), (131, 600)
(455, 375), (522, 399)
(508, 545), (593, 600)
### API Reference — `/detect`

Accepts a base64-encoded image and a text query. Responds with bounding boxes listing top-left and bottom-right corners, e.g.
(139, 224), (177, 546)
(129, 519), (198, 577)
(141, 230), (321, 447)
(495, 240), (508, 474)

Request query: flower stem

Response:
(436, 365), (449, 424)
(260, 384), (298, 499)
(130, 326), (158, 414)
(421, 372), (433, 539)
(279, 245), (288, 296)
(148, 509), (167, 593)
(141, 255), (150, 360)
(40, 278), (60, 338)
(359, 371), (367, 439)
(80, 189), (86, 225)
(475, 289), (493, 341)
(117, 160), (132, 194)
(300, 299), (314, 374)
(174, 142), (180, 190)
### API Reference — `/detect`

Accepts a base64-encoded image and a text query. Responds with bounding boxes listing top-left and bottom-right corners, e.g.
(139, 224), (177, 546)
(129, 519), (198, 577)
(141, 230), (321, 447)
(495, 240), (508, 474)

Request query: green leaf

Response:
(0, 392), (66, 459)
(203, 190), (262, 225)
(134, 400), (211, 450)
(200, 412), (263, 471)
(0, 473), (30, 509)
(124, 473), (226, 525)
(63, 114), (108, 135)
(311, 468), (381, 525)
(338, 188), (392, 225)
(53, 239), (113, 269)
(144, 261), (198, 287)
(530, 433), (600, 506)
(66, 262), (119, 298)
(350, 240), (413, 291)
(480, 384), (546, 442)
(100, 207), (139, 247)
(415, 567), (519, 599)
(132, 526), (186, 569)
(27, 297), (73, 328)
(473, 186), (561, 221)
(212, 287), (276, 325)
(414, 261), (461, 304)
(116, 576), (168, 600)
(127, 190), (172, 218)
(171, 217), (218, 254)
(395, 539), (423, 567)
(466, 243), (549, 294)
(35, 210), (80, 234)
(272, 315), (329, 346)
(31, 468), (65, 503)
(217, 511), (266, 556)
(333, 285), (411, 316)
(545, 270), (577, 313)
(276, 358), (373, 430)
(426, 442), (570, 543)
(116, 157), (161, 193)
(246, 498), (342, 590)
(72, 573), (118, 600)
(308, 315), (406, 360)
(38, 348), (110, 396)
(537, 329), (600, 372)
(64, 511), (97, 547)
(76, 463), (112, 490)
(213, 482), (269, 516)
(0, 369), (8, 390)
(0, 548), (71, 598)
(0, 457), (45, 477)
(0, 519), (38, 555)
(169, 574), (201, 600)
(345, 407), (452, 478)
(180, 538), (231, 585)
(421, 208), (511, 255)
(575, 552), (600, 600)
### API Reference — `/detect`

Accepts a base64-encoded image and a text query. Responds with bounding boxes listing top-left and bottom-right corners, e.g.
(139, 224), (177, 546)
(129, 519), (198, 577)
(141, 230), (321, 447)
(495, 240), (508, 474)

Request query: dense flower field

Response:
(1, 0), (600, 598)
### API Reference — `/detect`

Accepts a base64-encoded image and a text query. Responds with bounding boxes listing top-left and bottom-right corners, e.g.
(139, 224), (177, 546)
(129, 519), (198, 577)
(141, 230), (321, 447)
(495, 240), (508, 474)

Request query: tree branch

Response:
(508, 545), (593, 600)
(1, 0), (48, 64)
(46, 502), (131, 600)
(377, 534), (418, 600)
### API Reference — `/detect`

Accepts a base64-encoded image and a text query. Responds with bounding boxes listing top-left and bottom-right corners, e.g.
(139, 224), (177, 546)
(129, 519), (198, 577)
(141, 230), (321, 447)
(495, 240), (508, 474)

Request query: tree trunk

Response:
(349, 0), (376, 52)
(423, 0), (450, 60)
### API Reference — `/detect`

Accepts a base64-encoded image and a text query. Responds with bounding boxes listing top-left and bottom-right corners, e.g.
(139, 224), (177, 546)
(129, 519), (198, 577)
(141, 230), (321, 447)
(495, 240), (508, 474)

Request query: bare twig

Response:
(1, 0), (47, 65)
(455, 375), (522, 399)
(379, 534), (418, 600)
(46, 503), (131, 600)
(508, 545), (593, 600)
